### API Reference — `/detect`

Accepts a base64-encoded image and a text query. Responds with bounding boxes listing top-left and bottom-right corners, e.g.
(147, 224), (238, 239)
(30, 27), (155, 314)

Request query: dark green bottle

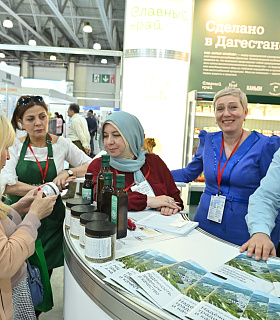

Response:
(97, 155), (111, 211)
(111, 174), (128, 239)
(101, 172), (114, 220)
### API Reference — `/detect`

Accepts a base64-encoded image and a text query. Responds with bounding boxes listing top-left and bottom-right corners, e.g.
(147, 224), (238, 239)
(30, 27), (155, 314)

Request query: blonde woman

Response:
(0, 115), (57, 320)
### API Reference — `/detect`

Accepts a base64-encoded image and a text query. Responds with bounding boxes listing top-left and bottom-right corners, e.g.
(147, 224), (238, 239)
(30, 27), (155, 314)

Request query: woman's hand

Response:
(240, 233), (276, 261)
(11, 187), (39, 216)
(147, 196), (181, 215)
(29, 190), (57, 220)
(53, 170), (76, 192)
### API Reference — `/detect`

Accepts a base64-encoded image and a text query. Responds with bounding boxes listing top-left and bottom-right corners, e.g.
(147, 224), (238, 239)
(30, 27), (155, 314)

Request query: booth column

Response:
(121, 0), (194, 169)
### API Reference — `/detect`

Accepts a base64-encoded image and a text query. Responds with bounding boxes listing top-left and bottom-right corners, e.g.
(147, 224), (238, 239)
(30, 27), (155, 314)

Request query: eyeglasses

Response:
(17, 96), (44, 107)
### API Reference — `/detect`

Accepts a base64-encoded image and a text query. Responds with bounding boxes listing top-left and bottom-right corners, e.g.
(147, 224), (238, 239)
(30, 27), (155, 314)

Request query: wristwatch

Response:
(67, 169), (74, 177)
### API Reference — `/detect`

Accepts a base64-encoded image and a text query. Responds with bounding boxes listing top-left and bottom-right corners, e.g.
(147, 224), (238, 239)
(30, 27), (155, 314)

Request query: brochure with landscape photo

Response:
(240, 290), (271, 320)
(266, 259), (280, 297)
(133, 252), (178, 272)
(156, 260), (208, 293)
(213, 253), (274, 293)
(91, 260), (125, 277)
(187, 279), (253, 320)
(267, 295), (280, 320)
(163, 273), (224, 320)
(116, 249), (160, 269)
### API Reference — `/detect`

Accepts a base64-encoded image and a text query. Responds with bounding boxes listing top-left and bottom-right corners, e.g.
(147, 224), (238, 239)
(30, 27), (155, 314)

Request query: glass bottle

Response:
(111, 174), (128, 239)
(97, 155), (111, 211)
(101, 172), (114, 220)
(82, 173), (94, 204)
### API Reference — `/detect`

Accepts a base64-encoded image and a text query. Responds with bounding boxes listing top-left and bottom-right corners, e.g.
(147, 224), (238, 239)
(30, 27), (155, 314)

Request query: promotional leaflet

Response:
(136, 212), (199, 236)
(213, 253), (274, 293)
(156, 260), (208, 293)
(266, 259), (280, 297)
(267, 295), (280, 320)
(163, 272), (224, 320)
(186, 279), (253, 320)
(130, 260), (208, 311)
(240, 290), (271, 320)
(116, 249), (160, 269)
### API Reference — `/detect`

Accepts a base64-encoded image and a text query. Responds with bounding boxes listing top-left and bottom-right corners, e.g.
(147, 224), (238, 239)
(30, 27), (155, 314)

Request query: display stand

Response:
(63, 210), (254, 320)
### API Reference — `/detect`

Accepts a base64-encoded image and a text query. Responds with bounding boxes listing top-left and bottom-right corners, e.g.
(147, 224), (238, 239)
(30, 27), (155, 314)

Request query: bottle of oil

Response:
(82, 173), (94, 204)
(111, 174), (128, 239)
(97, 155), (110, 211)
(101, 172), (114, 220)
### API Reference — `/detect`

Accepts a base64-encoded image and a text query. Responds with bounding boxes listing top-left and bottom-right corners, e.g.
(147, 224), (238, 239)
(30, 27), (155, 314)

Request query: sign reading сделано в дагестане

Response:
(189, 0), (280, 97)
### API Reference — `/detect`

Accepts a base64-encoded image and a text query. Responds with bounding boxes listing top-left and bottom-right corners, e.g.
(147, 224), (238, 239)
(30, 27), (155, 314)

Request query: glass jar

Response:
(85, 221), (116, 263)
(41, 182), (60, 197)
(65, 198), (91, 229)
(79, 212), (109, 248)
(70, 204), (96, 239)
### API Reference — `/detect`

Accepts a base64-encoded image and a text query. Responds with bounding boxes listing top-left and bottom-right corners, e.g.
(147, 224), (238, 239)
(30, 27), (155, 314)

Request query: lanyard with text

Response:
(217, 129), (244, 195)
(115, 163), (151, 191)
(28, 133), (52, 184)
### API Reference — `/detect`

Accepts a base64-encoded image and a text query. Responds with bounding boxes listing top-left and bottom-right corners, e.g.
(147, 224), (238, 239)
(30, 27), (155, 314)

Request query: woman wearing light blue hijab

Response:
(88, 111), (183, 215)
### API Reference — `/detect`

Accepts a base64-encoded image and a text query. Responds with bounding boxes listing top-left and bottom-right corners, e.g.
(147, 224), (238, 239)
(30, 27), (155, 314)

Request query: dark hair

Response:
(88, 110), (93, 115)
(69, 103), (80, 114)
(12, 95), (48, 130)
(54, 112), (59, 117)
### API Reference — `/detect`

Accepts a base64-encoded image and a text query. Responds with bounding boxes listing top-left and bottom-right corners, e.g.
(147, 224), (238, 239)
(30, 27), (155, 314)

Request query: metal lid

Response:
(71, 204), (96, 217)
(85, 173), (93, 180)
(85, 221), (116, 237)
(66, 198), (91, 208)
(80, 212), (109, 225)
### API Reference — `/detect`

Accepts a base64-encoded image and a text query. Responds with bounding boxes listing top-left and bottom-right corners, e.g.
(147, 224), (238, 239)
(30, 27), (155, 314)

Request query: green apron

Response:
(6, 134), (65, 310)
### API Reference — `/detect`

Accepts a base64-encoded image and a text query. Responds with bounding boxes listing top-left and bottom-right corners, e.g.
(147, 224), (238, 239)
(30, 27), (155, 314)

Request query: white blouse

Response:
(1, 136), (92, 193)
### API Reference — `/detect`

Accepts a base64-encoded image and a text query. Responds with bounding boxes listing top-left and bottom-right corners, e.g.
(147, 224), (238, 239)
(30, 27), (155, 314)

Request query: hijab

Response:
(99, 111), (149, 184)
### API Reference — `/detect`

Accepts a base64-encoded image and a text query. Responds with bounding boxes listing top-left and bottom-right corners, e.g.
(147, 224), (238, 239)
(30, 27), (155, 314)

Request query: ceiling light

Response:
(50, 55), (56, 61)
(93, 42), (101, 50)
(101, 58), (107, 64)
(0, 53), (5, 58)
(3, 18), (13, 28)
(28, 39), (37, 46)
(83, 22), (92, 33)
(0, 61), (7, 66)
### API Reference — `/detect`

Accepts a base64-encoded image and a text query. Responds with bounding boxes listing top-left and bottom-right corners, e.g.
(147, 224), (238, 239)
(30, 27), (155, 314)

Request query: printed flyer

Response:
(187, 279), (253, 320)
(240, 290), (271, 320)
(267, 259), (280, 297)
(267, 295), (280, 320)
(213, 253), (274, 293)
(163, 273), (224, 320)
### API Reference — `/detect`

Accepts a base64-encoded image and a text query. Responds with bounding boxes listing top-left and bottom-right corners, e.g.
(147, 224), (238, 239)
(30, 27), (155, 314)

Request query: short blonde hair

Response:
(213, 88), (248, 112)
(0, 114), (15, 219)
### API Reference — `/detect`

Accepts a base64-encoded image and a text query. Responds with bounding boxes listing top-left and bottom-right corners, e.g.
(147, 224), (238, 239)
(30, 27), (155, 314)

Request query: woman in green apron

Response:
(1, 95), (92, 315)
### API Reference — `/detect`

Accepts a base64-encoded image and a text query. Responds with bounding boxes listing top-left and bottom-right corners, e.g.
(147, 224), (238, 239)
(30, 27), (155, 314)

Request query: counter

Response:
(62, 211), (271, 319)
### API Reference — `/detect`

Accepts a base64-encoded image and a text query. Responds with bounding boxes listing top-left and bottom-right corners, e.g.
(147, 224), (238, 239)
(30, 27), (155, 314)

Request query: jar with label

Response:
(111, 174), (128, 239)
(82, 173), (94, 204)
(79, 212), (109, 248)
(65, 198), (91, 229)
(85, 220), (116, 263)
(70, 204), (97, 239)
(41, 182), (60, 197)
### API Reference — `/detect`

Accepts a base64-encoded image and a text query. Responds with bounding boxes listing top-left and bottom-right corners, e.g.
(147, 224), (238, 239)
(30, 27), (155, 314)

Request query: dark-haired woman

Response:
(0, 95), (91, 315)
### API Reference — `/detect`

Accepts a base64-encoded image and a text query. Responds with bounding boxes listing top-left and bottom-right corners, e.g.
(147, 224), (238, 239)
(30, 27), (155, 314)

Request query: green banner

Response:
(189, 0), (280, 96)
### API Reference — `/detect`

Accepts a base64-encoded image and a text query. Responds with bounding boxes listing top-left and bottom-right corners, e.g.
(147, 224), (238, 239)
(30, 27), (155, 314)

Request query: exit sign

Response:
(92, 74), (115, 84)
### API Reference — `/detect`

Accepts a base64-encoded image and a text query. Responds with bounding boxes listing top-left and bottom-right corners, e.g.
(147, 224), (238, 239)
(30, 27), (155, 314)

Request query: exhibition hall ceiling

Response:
(0, 0), (125, 66)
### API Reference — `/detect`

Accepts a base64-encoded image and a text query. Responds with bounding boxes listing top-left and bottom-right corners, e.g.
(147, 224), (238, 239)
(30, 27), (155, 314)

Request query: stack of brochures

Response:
(136, 212), (199, 236)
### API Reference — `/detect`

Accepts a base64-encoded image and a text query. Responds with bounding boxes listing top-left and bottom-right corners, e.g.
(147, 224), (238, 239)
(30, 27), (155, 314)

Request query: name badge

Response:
(207, 195), (226, 223)
(131, 180), (155, 197)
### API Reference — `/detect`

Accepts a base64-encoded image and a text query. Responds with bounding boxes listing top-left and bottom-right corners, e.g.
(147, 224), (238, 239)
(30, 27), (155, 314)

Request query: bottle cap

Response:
(116, 174), (125, 182)
(66, 198), (91, 209)
(85, 173), (93, 180)
(101, 155), (110, 167)
(104, 172), (113, 180)
(85, 221), (116, 237)
(71, 204), (96, 217)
